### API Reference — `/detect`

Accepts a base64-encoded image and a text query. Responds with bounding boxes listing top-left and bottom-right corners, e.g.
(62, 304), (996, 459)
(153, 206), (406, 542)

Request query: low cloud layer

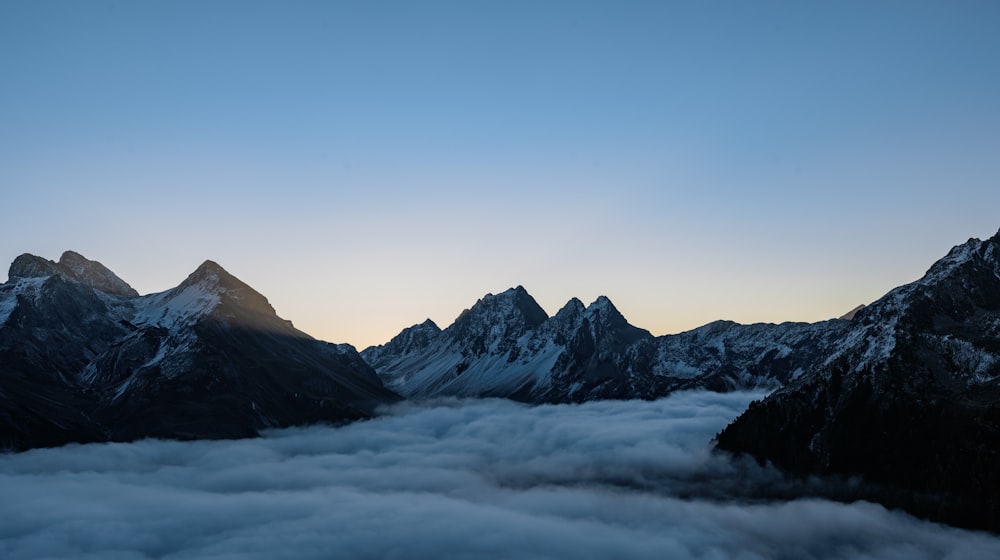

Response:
(2, 391), (998, 559)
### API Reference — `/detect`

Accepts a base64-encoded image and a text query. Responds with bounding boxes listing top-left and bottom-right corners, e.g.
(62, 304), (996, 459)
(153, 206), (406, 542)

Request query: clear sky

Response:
(2, 1), (999, 349)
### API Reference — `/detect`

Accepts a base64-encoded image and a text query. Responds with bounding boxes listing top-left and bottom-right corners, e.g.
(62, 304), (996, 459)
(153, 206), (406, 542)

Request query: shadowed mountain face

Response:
(0, 252), (397, 451)
(716, 230), (1000, 533)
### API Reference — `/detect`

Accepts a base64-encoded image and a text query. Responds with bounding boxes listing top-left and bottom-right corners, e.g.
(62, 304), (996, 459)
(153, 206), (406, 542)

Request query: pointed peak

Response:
(584, 295), (633, 326)
(456, 286), (549, 329)
(194, 259), (227, 275)
(397, 318), (442, 336)
(178, 260), (259, 301)
(493, 285), (530, 299)
(181, 259), (238, 288)
(587, 295), (617, 311)
(170, 259), (276, 318)
(555, 297), (585, 317)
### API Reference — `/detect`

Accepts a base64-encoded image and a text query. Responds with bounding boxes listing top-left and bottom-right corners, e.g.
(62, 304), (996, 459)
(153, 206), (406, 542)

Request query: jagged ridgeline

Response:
(362, 289), (850, 402)
(4, 229), (1000, 533)
(0, 252), (397, 451)
(360, 229), (1000, 532)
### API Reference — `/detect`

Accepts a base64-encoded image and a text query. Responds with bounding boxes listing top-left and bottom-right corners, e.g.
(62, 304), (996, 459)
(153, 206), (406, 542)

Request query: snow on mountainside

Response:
(363, 287), (563, 398)
(362, 286), (846, 402)
(7, 251), (139, 298)
(0, 252), (396, 451)
(364, 229), (1000, 409)
(0, 277), (46, 327)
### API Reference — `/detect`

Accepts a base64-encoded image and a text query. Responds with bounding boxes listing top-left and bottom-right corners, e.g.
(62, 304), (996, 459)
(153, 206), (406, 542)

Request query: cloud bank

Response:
(1, 391), (998, 559)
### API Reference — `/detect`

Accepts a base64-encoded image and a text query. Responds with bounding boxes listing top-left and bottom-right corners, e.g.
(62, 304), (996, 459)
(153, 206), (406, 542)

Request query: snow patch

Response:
(132, 283), (221, 330)
(0, 277), (47, 326)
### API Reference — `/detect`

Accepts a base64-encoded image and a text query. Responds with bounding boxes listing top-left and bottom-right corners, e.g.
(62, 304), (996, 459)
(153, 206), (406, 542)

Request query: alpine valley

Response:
(2, 229), (1000, 533)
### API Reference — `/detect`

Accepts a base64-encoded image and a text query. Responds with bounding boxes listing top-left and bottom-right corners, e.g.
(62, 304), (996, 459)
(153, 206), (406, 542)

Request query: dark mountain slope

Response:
(0, 253), (397, 450)
(716, 230), (1000, 532)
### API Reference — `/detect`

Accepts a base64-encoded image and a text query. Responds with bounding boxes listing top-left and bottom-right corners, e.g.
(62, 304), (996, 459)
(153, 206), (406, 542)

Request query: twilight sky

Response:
(2, 1), (999, 349)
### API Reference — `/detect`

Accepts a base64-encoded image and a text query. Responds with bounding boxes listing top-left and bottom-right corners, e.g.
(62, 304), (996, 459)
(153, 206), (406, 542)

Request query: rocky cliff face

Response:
(0, 252), (397, 451)
(716, 230), (1000, 533)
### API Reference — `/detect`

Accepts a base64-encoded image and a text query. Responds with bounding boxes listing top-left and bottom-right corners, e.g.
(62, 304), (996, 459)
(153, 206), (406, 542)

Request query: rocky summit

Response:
(0, 252), (397, 451)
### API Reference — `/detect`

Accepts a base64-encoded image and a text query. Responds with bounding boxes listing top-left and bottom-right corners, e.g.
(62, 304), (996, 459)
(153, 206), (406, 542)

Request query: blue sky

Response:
(2, 1), (999, 348)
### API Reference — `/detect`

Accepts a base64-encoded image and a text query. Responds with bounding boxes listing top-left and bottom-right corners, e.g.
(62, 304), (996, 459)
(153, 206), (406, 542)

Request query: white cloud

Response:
(1, 391), (998, 559)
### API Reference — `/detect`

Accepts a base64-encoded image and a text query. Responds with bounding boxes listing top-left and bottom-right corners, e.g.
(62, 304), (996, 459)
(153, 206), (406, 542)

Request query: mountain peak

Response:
(173, 260), (277, 318)
(180, 260), (240, 290)
(8, 253), (62, 280)
(193, 259), (227, 276)
(585, 295), (624, 320)
(130, 259), (280, 333)
(497, 286), (549, 328)
(555, 297), (585, 318)
(589, 295), (614, 307)
(918, 235), (996, 287)
(58, 250), (86, 262)
(582, 295), (652, 344)
(56, 251), (138, 297)
(7, 252), (138, 297)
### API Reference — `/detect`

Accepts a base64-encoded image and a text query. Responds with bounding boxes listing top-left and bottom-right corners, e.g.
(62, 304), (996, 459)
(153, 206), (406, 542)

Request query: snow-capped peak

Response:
(454, 286), (549, 329)
(179, 260), (232, 290)
(6, 251), (138, 298)
(417, 318), (441, 331)
(554, 297), (585, 319)
(133, 260), (277, 330)
(584, 295), (628, 324)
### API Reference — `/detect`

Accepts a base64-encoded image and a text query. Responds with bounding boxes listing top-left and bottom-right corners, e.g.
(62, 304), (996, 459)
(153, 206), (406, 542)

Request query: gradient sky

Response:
(2, 1), (999, 349)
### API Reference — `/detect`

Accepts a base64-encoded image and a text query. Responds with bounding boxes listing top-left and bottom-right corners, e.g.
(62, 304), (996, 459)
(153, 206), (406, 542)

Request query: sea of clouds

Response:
(2, 390), (999, 559)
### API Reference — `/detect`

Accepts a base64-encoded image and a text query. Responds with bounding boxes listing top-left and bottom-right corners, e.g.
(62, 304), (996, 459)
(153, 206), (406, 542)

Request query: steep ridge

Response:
(716, 230), (1000, 532)
(0, 253), (397, 450)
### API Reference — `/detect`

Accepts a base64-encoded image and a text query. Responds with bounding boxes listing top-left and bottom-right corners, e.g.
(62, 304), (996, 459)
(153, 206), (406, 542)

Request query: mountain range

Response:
(361, 288), (848, 402)
(3, 229), (1000, 532)
(361, 228), (1000, 532)
(0, 251), (396, 451)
